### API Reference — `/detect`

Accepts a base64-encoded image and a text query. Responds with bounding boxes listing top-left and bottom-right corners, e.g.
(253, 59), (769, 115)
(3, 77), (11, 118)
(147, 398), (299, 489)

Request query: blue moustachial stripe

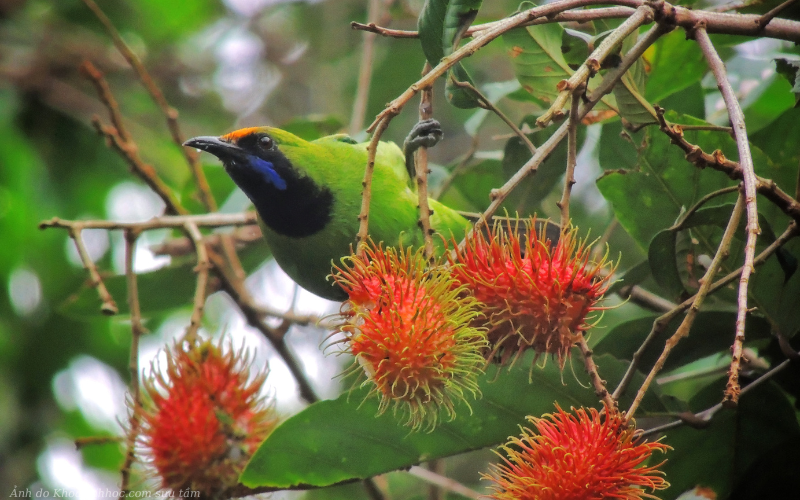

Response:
(250, 155), (287, 190)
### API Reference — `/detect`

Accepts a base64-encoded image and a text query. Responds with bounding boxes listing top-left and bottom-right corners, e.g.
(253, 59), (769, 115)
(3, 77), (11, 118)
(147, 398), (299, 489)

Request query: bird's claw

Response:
(403, 119), (443, 178)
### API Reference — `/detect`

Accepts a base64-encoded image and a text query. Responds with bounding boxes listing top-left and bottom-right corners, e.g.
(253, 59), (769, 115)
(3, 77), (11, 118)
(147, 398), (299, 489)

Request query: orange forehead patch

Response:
(221, 127), (262, 143)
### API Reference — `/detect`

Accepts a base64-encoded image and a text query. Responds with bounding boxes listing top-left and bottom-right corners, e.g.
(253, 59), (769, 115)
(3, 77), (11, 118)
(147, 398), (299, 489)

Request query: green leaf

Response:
(502, 21), (572, 105)
(593, 311), (773, 378)
(280, 116), (345, 141)
(613, 32), (657, 125)
(648, 229), (684, 299)
(751, 238), (800, 338)
(742, 75), (797, 133)
(645, 29), (706, 103)
(240, 353), (665, 488)
(775, 58), (800, 106)
(661, 380), (800, 499)
(418, 0), (483, 108)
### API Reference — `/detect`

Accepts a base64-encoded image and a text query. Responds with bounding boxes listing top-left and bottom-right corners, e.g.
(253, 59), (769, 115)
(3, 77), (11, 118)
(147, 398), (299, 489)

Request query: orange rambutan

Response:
(450, 219), (614, 368)
(484, 404), (669, 500)
(332, 242), (487, 431)
(139, 338), (277, 497)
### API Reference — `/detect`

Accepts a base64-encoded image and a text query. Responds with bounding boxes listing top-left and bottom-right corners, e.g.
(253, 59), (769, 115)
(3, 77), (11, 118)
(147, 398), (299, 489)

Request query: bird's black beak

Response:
(183, 136), (245, 160)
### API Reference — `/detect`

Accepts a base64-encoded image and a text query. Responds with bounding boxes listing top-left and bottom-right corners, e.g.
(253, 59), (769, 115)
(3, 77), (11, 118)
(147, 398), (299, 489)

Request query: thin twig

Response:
(80, 61), (185, 215)
(66, 225), (118, 315)
(641, 356), (795, 438)
(207, 250), (319, 403)
(183, 222), (210, 344)
(120, 230), (145, 494)
(426, 460), (444, 500)
(349, 0), (383, 136)
(655, 107), (800, 223)
(577, 336), (617, 410)
(356, 117), (393, 251)
(537, 5), (654, 127)
(451, 79), (536, 156)
(40, 213), (256, 232)
(408, 466), (482, 500)
(613, 221), (799, 400)
(435, 136), (478, 200)
(75, 436), (123, 450)
(626, 195), (745, 419)
(617, 285), (678, 313)
(674, 186), (740, 231)
(694, 27), (761, 407)
(558, 90), (582, 231)
(151, 225), (261, 258)
(757, 0), (798, 28)
(417, 65), (436, 262)
(80, 0), (216, 212)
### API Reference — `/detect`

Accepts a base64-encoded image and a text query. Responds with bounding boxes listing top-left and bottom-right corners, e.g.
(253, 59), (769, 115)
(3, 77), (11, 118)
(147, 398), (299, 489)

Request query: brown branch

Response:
(151, 224), (261, 258)
(366, 0), (630, 134)
(65, 225), (118, 315)
(613, 221), (799, 400)
(694, 26), (760, 408)
(558, 90), (582, 231)
(626, 195), (745, 419)
(655, 107), (800, 223)
(121, 230), (145, 494)
(206, 250), (319, 403)
(80, 61), (186, 216)
(417, 65), (436, 262)
(80, 0), (216, 212)
(538, 5), (654, 127)
(40, 213), (256, 232)
(577, 336), (617, 410)
(356, 117), (393, 251)
(641, 355), (796, 438)
(183, 222), (210, 344)
(616, 285), (678, 313)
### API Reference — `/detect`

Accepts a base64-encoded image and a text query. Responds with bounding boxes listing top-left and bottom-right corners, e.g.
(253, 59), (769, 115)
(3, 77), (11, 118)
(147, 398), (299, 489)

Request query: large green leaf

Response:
(645, 29), (706, 103)
(775, 58), (800, 106)
(418, 0), (483, 108)
(241, 353), (665, 488)
(613, 32), (657, 125)
(502, 21), (572, 105)
(661, 380), (800, 499)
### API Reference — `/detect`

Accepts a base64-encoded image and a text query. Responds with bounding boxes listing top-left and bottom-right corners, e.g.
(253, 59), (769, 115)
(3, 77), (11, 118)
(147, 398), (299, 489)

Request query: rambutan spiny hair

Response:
(450, 218), (615, 369)
(138, 338), (277, 497)
(331, 241), (487, 431)
(484, 404), (670, 500)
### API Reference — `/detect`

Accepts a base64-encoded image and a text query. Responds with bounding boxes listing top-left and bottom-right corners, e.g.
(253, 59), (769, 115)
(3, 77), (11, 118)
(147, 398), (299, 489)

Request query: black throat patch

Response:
(224, 146), (334, 238)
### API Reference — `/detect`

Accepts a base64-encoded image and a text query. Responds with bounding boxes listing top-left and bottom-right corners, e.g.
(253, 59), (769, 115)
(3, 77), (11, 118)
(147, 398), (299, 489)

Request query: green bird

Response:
(184, 120), (472, 301)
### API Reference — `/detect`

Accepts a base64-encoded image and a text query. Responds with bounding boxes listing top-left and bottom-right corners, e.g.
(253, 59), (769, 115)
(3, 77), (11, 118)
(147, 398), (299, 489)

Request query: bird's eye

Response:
(258, 135), (274, 150)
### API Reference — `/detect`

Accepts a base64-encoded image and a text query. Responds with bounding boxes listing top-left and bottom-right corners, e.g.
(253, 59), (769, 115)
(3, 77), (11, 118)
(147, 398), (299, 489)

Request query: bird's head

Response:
(184, 126), (307, 192)
(184, 127), (333, 238)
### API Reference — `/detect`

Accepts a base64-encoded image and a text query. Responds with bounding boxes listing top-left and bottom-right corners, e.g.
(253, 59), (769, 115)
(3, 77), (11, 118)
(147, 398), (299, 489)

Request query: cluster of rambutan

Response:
(332, 218), (613, 430)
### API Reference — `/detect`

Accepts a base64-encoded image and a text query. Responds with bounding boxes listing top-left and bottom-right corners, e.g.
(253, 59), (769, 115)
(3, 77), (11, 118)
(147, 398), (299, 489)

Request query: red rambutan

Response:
(450, 219), (614, 369)
(484, 404), (670, 500)
(332, 242), (487, 431)
(138, 339), (276, 497)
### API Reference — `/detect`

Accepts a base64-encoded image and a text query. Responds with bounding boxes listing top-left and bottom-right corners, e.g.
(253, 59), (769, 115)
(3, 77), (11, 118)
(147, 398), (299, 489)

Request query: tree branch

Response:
(626, 195), (744, 419)
(693, 26), (761, 407)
